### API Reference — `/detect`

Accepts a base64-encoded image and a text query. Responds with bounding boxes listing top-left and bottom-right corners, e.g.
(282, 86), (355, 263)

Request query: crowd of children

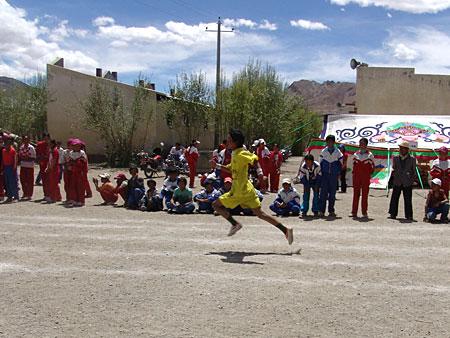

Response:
(1, 130), (450, 226)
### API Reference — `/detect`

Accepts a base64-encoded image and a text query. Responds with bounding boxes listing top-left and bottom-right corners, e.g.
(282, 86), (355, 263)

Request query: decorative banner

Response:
(321, 114), (450, 149)
(306, 139), (439, 189)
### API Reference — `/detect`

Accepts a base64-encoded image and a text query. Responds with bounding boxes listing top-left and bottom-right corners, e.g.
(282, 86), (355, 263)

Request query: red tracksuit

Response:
(0, 145), (4, 198)
(48, 147), (62, 202)
(430, 159), (450, 197)
(36, 141), (50, 198)
(269, 150), (283, 192)
(352, 150), (374, 215)
(186, 146), (199, 188)
(70, 157), (87, 204)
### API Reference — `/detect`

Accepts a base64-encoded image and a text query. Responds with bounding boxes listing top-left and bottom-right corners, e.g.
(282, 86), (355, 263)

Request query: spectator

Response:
(424, 178), (449, 223)
(168, 177), (195, 214)
(18, 135), (36, 200)
(2, 136), (19, 202)
(161, 167), (179, 209)
(125, 166), (145, 209)
(194, 179), (220, 213)
(297, 154), (321, 217)
(93, 173), (118, 205)
(270, 178), (301, 216)
(140, 179), (163, 212)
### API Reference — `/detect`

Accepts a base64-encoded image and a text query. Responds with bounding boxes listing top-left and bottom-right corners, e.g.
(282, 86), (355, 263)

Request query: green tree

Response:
(164, 71), (213, 143)
(0, 73), (48, 138)
(82, 80), (153, 167)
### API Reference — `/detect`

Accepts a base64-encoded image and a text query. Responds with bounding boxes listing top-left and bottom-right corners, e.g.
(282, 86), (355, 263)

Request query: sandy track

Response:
(1, 158), (449, 337)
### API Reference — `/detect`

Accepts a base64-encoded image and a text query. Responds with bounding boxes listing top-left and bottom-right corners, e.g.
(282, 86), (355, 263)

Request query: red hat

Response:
(438, 146), (448, 153)
(224, 177), (233, 183)
(114, 173), (127, 180)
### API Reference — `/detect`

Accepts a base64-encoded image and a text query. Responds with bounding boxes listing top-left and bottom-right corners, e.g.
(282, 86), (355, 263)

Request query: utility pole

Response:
(206, 17), (234, 145)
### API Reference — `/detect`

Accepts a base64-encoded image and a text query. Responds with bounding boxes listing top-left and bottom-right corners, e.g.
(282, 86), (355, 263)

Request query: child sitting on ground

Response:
(168, 177), (195, 214)
(126, 166), (145, 210)
(93, 173), (118, 205)
(424, 178), (449, 223)
(161, 167), (179, 209)
(269, 178), (301, 217)
(140, 179), (163, 212)
(297, 154), (321, 217)
(194, 179), (221, 213)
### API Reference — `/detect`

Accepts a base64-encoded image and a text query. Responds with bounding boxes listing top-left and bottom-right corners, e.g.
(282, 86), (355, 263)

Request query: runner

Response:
(212, 129), (293, 244)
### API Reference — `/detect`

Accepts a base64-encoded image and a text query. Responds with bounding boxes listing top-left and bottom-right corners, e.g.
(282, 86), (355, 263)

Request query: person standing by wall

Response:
(18, 135), (36, 200)
(185, 140), (200, 188)
(46, 140), (62, 203)
(2, 136), (19, 202)
(388, 141), (417, 220)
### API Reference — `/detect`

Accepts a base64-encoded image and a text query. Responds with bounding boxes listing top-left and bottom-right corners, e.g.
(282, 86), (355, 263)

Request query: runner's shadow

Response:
(206, 251), (292, 265)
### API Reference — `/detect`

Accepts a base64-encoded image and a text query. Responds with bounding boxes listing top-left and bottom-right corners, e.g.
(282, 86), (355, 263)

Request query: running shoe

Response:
(227, 223), (242, 236)
(286, 228), (294, 245)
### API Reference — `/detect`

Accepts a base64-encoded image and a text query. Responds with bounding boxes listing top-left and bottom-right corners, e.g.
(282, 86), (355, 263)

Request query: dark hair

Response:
(360, 137), (369, 146)
(50, 139), (57, 147)
(222, 139), (227, 145)
(304, 154), (314, 162)
(42, 132), (50, 138)
(166, 166), (179, 174)
(325, 135), (335, 142)
(229, 128), (245, 148)
(179, 177), (187, 185)
(147, 179), (156, 186)
(175, 143), (180, 146)
(129, 165), (138, 173)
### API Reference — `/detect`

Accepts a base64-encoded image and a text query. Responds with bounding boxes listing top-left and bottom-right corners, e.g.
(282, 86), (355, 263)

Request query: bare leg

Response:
(213, 199), (242, 236)
(252, 207), (294, 245)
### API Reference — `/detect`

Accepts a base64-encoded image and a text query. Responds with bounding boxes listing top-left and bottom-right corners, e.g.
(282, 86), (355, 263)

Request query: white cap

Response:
(432, 178), (442, 186)
(98, 173), (111, 179)
(252, 140), (260, 147)
(282, 178), (292, 185)
(259, 138), (266, 144)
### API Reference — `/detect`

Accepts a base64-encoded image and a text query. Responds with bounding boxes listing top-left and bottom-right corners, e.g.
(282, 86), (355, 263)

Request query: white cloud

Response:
(258, 19), (277, 31)
(49, 20), (88, 42)
(387, 12), (393, 18)
(391, 43), (419, 61)
(0, 0), (97, 77)
(92, 16), (115, 27)
(290, 19), (330, 31)
(329, 0), (450, 14)
(223, 18), (256, 29)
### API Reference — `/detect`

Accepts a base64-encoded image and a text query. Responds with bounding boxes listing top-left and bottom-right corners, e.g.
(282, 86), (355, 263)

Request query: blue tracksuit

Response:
(298, 161), (321, 214)
(269, 187), (301, 216)
(194, 188), (221, 213)
(319, 147), (343, 213)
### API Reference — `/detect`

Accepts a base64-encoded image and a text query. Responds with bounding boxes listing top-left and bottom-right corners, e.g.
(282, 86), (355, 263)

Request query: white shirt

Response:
(170, 146), (184, 158)
(19, 144), (36, 168)
(58, 147), (65, 164)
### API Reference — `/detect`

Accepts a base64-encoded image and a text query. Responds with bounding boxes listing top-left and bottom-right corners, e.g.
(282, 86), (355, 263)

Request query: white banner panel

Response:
(322, 114), (450, 149)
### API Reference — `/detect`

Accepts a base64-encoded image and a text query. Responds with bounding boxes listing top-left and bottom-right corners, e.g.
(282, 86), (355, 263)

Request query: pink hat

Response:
(71, 138), (83, 146)
(438, 146), (448, 154)
(114, 173), (127, 180)
(224, 177), (233, 183)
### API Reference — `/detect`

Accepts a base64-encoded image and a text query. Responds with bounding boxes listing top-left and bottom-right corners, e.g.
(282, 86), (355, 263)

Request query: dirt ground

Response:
(1, 157), (449, 337)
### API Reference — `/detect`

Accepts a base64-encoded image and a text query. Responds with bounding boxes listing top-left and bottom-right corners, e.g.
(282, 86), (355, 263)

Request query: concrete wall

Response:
(46, 64), (214, 165)
(356, 67), (450, 115)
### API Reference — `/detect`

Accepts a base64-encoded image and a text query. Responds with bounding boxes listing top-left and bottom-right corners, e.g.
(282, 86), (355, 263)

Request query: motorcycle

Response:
(136, 150), (164, 178)
(164, 153), (189, 176)
(280, 146), (292, 161)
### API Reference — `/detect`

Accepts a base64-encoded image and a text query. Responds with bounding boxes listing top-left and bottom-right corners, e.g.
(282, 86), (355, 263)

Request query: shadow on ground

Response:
(206, 251), (293, 265)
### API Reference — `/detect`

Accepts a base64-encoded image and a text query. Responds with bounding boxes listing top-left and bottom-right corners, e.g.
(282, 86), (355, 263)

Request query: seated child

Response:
(167, 177), (195, 214)
(126, 166), (145, 210)
(424, 178), (449, 223)
(93, 173), (118, 205)
(161, 167), (179, 208)
(140, 179), (163, 212)
(270, 178), (301, 216)
(297, 154), (321, 217)
(194, 179), (221, 213)
(113, 173), (128, 203)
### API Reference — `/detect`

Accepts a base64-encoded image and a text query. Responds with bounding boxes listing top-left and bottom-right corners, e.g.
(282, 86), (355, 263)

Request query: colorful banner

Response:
(306, 138), (438, 189)
(321, 114), (450, 150)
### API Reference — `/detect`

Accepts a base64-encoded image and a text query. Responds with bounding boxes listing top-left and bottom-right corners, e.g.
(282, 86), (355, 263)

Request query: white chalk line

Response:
(1, 261), (450, 294)
(0, 246), (447, 272)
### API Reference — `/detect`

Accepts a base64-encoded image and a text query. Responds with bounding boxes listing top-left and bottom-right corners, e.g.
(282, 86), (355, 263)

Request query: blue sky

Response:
(2, 0), (450, 91)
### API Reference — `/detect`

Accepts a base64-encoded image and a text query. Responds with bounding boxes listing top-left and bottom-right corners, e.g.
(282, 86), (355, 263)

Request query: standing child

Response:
(19, 135), (36, 200)
(424, 178), (449, 223)
(269, 144), (283, 193)
(297, 154), (321, 217)
(337, 144), (348, 193)
(269, 178), (301, 216)
(36, 133), (50, 200)
(68, 139), (87, 207)
(0, 136), (5, 201)
(140, 179), (163, 212)
(350, 137), (374, 218)
(430, 146), (450, 197)
(46, 140), (62, 203)
(2, 136), (19, 203)
(318, 135), (343, 217)
(168, 177), (195, 214)
(185, 140), (200, 188)
(212, 129), (293, 244)
(256, 139), (270, 193)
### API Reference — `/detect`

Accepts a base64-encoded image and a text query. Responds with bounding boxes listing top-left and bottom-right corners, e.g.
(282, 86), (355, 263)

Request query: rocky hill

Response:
(0, 76), (28, 93)
(288, 80), (356, 114)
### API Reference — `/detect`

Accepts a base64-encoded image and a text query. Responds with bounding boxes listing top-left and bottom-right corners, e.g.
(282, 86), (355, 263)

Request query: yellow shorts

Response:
(219, 191), (261, 210)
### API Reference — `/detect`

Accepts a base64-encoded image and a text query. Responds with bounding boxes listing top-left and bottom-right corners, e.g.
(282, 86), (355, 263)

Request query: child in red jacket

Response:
(350, 137), (374, 218)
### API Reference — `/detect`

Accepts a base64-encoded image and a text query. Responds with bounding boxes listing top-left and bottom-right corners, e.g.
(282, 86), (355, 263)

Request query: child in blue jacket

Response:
(318, 135), (343, 217)
(194, 179), (221, 213)
(297, 154), (321, 217)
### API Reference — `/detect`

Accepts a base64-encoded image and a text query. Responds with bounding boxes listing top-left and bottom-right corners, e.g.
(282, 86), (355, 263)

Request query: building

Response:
(356, 66), (450, 115)
(46, 58), (214, 163)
